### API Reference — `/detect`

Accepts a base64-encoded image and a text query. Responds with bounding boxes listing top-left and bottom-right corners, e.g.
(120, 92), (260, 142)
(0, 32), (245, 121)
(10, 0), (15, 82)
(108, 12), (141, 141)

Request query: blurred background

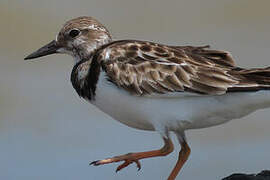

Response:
(1, 0), (270, 179)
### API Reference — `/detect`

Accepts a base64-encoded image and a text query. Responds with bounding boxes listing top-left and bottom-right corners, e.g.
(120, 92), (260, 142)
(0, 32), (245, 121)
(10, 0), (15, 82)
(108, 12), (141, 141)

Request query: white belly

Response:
(91, 72), (270, 132)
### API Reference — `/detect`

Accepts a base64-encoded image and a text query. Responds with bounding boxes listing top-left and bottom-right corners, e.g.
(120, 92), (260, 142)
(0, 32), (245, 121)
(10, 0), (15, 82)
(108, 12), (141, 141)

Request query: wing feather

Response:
(98, 40), (243, 96)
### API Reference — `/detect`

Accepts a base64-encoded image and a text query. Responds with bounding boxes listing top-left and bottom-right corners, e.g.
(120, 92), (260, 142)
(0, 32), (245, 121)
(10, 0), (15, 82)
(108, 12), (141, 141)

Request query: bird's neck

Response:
(70, 36), (112, 100)
(71, 55), (101, 101)
(73, 35), (112, 64)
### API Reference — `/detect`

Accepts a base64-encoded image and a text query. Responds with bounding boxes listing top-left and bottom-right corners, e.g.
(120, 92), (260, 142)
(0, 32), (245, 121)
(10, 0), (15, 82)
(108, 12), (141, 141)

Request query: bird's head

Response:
(25, 16), (112, 63)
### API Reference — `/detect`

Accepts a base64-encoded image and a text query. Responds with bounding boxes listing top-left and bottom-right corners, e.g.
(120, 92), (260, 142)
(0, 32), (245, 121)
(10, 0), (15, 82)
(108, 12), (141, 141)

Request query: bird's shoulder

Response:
(95, 40), (238, 96)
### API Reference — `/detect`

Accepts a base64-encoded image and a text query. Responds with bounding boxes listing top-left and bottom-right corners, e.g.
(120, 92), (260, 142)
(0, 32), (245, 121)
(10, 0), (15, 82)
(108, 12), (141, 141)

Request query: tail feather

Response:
(228, 67), (270, 92)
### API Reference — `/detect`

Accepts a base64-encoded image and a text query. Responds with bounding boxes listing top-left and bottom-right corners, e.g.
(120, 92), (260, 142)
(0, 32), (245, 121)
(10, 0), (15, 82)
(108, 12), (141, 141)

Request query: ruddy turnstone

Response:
(25, 16), (270, 180)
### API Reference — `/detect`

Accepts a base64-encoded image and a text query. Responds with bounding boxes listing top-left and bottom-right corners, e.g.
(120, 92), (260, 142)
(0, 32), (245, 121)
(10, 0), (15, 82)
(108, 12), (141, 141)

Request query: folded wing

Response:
(96, 40), (264, 96)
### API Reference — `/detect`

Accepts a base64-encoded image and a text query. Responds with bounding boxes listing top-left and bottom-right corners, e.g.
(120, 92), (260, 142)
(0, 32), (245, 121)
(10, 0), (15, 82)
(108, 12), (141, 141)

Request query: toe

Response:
(135, 160), (141, 171)
(115, 161), (130, 173)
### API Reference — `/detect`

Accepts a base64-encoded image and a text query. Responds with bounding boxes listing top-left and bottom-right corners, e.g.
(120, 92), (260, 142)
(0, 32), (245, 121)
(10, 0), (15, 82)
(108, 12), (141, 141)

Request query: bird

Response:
(24, 16), (270, 180)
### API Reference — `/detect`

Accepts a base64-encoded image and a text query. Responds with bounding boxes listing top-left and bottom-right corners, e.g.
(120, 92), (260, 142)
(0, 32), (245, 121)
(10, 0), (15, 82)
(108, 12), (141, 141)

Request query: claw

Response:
(135, 160), (141, 171)
(90, 160), (100, 166)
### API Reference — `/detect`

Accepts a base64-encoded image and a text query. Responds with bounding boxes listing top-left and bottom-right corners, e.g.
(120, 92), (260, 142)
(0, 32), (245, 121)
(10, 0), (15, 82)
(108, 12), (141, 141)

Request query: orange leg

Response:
(167, 140), (191, 180)
(90, 137), (174, 172)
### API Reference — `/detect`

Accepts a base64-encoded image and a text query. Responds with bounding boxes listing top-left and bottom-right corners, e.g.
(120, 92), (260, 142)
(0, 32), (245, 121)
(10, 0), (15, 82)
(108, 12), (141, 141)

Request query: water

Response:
(1, 0), (270, 179)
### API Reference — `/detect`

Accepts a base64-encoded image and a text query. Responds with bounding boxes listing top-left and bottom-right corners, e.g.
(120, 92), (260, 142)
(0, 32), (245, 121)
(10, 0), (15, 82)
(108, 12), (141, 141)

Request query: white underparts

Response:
(90, 72), (270, 134)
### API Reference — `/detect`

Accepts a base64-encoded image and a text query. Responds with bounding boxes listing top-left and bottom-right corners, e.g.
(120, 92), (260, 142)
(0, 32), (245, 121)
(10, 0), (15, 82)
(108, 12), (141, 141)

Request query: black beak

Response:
(24, 40), (60, 60)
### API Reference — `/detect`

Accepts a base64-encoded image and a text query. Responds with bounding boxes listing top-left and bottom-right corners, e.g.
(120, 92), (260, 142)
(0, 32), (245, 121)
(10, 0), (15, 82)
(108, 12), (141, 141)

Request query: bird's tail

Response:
(228, 67), (270, 92)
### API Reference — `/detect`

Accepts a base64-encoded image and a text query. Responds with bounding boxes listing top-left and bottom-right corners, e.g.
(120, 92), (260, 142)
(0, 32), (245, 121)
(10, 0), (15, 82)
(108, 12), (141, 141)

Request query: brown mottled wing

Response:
(171, 45), (236, 68)
(97, 40), (248, 96)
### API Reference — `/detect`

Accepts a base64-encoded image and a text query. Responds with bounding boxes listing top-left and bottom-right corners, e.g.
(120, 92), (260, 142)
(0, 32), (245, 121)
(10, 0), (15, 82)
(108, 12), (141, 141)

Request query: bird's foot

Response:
(90, 153), (142, 172)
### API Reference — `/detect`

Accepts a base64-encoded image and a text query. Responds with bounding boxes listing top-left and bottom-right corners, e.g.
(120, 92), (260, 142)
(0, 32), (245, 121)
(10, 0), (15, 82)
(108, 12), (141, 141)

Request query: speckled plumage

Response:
(97, 40), (270, 96)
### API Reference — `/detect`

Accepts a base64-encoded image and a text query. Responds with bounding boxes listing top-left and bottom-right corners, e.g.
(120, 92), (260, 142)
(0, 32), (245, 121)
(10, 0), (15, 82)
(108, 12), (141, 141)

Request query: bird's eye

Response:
(69, 29), (80, 38)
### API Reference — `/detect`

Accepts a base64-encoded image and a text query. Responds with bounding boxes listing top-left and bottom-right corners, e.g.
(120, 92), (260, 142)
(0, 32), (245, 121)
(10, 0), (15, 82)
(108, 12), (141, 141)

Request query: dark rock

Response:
(222, 170), (270, 180)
